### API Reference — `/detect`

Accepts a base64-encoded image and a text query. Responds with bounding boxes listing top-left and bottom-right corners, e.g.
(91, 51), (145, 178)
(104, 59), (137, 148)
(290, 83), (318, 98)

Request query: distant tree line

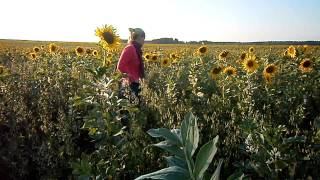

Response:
(122, 38), (320, 45)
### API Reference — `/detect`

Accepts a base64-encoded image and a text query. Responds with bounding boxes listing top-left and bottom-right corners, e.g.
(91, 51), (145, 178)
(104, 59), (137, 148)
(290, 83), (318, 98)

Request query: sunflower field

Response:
(0, 25), (320, 180)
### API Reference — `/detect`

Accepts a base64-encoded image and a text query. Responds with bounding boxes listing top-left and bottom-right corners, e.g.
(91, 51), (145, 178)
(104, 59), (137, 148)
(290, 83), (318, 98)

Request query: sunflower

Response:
(209, 66), (222, 80)
(219, 50), (229, 61)
(92, 50), (99, 57)
(144, 53), (151, 61)
(302, 45), (309, 54)
(33, 46), (40, 53)
(264, 74), (273, 84)
(287, 45), (296, 58)
(223, 66), (237, 76)
(299, 59), (313, 73)
(161, 58), (171, 67)
(197, 46), (208, 54)
(170, 53), (178, 59)
(95, 25), (121, 51)
(151, 54), (158, 62)
(75, 46), (85, 56)
(240, 52), (247, 61)
(263, 64), (277, 78)
(249, 47), (254, 54)
(86, 48), (92, 55)
(242, 55), (259, 73)
(48, 43), (58, 54)
(29, 52), (37, 60)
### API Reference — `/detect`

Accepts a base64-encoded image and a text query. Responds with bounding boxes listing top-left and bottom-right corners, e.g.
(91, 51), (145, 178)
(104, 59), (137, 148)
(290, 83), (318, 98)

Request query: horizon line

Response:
(1, 38), (320, 44)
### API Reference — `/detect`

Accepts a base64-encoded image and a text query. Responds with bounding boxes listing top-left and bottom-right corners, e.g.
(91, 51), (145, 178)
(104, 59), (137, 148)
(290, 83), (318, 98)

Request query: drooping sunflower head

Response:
(242, 55), (259, 74)
(197, 46), (208, 54)
(223, 66), (237, 76)
(92, 50), (99, 57)
(95, 25), (121, 51)
(75, 46), (85, 56)
(287, 45), (296, 58)
(249, 47), (255, 53)
(299, 59), (313, 73)
(219, 50), (229, 60)
(161, 58), (171, 67)
(33, 46), (40, 53)
(48, 43), (58, 54)
(263, 64), (277, 77)
(209, 66), (222, 80)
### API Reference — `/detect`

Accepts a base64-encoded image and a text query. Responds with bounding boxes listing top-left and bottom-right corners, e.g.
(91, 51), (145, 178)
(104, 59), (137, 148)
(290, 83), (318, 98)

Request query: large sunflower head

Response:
(197, 46), (208, 55)
(209, 66), (222, 80)
(95, 25), (121, 52)
(161, 58), (171, 67)
(48, 43), (58, 54)
(263, 64), (277, 77)
(242, 56), (259, 74)
(223, 66), (237, 76)
(287, 45), (296, 58)
(75, 46), (85, 56)
(219, 50), (229, 61)
(299, 59), (313, 73)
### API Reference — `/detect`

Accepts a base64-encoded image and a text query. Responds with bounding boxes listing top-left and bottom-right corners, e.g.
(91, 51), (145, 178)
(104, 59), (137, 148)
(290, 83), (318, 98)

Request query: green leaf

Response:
(148, 128), (183, 146)
(210, 159), (223, 180)
(135, 166), (191, 180)
(194, 136), (219, 180)
(227, 171), (244, 180)
(186, 114), (199, 157)
(153, 141), (184, 158)
(165, 156), (188, 169)
(181, 112), (193, 145)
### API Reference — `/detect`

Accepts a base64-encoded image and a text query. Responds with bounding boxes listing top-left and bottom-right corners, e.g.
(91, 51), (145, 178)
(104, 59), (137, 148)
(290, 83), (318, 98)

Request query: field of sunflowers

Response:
(0, 25), (320, 180)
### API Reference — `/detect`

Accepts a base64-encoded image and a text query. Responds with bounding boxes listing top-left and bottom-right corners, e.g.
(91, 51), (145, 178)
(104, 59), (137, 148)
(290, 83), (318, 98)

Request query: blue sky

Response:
(1, 0), (319, 42)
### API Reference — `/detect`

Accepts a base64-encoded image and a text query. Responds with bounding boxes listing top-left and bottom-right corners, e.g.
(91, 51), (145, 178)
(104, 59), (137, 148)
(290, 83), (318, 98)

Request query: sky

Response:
(1, 0), (320, 42)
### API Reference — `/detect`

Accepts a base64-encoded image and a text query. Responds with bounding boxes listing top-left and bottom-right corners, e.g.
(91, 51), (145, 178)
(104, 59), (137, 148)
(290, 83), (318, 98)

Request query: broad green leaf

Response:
(194, 136), (219, 180)
(181, 113), (199, 157)
(181, 112), (193, 145)
(210, 159), (223, 180)
(148, 128), (183, 146)
(153, 141), (184, 158)
(135, 166), (191, 180)
(165, 156), (188, 169)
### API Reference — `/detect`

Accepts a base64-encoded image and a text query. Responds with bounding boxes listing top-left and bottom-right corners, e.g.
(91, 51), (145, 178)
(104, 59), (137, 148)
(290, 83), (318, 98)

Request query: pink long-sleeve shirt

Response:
(117, 43), (143, 83)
